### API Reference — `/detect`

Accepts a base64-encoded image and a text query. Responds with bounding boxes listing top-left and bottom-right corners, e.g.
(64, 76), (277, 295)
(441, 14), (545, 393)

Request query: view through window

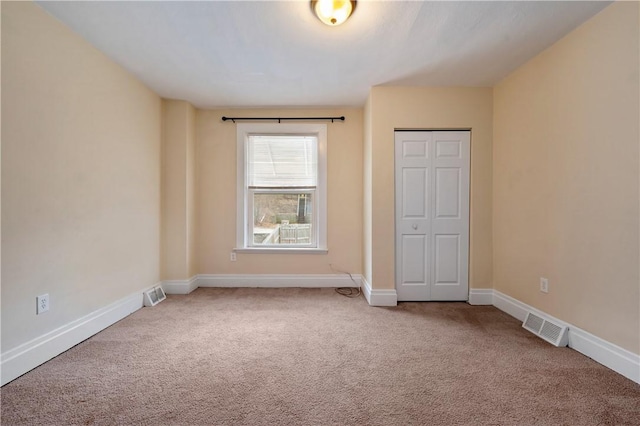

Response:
(247, 134), (317, 247)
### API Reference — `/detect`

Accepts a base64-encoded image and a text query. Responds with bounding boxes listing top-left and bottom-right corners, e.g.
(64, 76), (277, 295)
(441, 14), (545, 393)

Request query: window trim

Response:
(236, 123), (327, 252)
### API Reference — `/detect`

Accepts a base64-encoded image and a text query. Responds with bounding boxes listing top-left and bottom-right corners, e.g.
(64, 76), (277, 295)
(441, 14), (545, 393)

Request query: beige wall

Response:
(365, 87), (493, 291)
(196, 109), (363, 275)
(363, 96), (373, 284)
(161, 100), (196, 280)
(187, 104), (197, 278)
(493, 2), (639, 353)
(1, 2), (161, 350)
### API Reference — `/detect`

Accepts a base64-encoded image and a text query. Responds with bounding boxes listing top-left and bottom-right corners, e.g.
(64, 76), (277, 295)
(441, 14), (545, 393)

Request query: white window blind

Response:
(247, 135), (318, 188)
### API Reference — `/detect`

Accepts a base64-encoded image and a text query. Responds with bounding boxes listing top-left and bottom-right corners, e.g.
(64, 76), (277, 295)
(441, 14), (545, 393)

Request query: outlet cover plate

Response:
(36, 294), (49, 314)
(540, 277), (549, 293)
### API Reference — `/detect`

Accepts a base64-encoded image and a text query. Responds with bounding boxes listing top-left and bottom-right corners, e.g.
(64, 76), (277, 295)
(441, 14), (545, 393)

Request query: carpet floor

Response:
(1, 288), (639, 425)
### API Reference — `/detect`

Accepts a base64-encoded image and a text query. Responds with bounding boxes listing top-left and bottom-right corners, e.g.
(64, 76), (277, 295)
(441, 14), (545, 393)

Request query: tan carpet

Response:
(1, 288), (639, 425)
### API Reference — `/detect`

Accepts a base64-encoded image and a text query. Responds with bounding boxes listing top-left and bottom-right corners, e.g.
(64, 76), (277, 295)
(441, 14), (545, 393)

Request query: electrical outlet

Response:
(36, 294), (49, 314)
(540, 277), (549, 294)
(230, 252), (237, 262)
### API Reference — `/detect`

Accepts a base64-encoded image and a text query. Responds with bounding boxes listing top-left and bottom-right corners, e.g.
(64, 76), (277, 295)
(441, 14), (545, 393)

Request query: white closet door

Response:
(395, 131), (470, 301)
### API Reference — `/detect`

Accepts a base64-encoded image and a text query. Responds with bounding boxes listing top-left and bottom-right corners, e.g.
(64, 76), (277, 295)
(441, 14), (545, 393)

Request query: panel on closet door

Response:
(434, 234), (460, 285)
(402, 140), (429, 159)
(435, 140), (462, 158)
(401, 235), (427, 284)
(435, 167), (461, 219)
(402, 168), (427, 218)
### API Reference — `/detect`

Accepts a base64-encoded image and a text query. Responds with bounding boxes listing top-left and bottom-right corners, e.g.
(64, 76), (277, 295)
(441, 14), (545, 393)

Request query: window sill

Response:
(234, 247), (328, 254)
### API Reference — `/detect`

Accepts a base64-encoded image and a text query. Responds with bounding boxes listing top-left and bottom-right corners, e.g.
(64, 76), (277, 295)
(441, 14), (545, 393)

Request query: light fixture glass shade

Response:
(312, 0), (355, 26)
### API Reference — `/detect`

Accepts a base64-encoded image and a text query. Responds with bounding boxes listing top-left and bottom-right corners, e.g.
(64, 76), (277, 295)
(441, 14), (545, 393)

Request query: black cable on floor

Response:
(330, 264), (361, 298)
(335, 287), (361, 298)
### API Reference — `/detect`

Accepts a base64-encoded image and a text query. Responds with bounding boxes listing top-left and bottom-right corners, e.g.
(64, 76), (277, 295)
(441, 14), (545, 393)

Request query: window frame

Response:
(235, 123), (328, 254)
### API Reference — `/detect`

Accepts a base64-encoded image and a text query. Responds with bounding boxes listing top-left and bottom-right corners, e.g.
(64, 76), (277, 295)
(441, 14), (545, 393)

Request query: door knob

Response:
(412, 224), (418, 230)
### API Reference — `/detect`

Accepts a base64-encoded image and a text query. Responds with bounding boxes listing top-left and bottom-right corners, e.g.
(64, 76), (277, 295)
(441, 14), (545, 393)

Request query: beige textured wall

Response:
(196, 109), (363, 275)
(187, 104), (197, 278)
(367, 87), (493, 291)
(1, 2), (161, 350)
(161, 100), (196, 280)
(493, 2), (639, 353)
(363, 96), (373, 285)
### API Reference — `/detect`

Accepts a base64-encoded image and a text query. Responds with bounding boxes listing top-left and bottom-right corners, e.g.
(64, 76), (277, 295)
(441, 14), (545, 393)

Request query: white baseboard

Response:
(161, 277), (198, 295)
(489, 289), (640, 384)
(492, 290), (531, 322)
(361, 276), (397, 307)
(568, 326), (640, 385)
(196, 274), (361, 288)
(361, 276), (373, 304)
(1, 290), (145, 386)
(468, 288), (494, 305)
(163, 274), (397, 306)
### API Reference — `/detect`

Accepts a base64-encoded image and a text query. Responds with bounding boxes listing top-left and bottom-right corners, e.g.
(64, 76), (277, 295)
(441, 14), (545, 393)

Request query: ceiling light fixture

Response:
(311, 0), (356, 26)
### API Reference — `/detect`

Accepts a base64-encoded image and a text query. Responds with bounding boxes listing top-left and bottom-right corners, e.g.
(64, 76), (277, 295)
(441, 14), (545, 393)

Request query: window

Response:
(236, 123), (327, 253)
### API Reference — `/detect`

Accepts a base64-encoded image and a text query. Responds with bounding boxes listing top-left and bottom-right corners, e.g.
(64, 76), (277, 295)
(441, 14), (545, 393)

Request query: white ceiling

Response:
(36, 1), (610, 108)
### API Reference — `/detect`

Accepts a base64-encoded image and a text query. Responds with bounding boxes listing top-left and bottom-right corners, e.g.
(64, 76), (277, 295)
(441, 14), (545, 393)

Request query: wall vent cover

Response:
(144, 286), (166, 307)
(523, 312), (568, 347)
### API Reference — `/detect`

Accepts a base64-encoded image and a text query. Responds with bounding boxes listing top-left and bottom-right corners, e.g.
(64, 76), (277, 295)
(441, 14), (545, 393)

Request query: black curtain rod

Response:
(221, 116), (345, 123)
